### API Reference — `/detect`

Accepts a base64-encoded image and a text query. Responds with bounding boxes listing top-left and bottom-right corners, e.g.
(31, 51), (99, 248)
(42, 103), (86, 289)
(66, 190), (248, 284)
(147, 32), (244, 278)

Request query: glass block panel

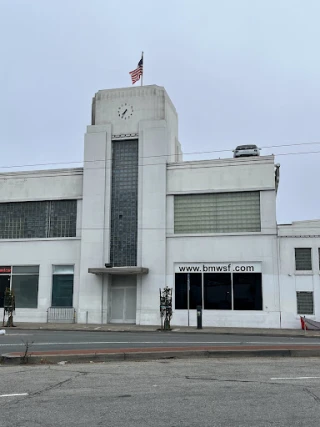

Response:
(174, 191), (261, 234)
(0, 201), (48, 238)
(48, 200), (77, 238)
(53, 265), (74, 275)
(0, 200), (77, 239)
(12, 266), (39, 274)
(297, 291), (314, 315)
(110, 140), (138, 267)
(295, 248), (312, 271)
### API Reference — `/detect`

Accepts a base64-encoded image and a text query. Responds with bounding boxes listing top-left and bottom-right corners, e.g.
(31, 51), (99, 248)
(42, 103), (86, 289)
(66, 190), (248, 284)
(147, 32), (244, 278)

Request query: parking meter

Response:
(196, 305), (202, 329)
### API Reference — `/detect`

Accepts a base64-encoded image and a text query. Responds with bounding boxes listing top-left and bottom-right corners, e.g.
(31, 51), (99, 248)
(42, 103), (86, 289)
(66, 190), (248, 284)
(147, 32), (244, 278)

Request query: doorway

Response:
(0, 275), (11, 308)
(110, 276), (137, 323)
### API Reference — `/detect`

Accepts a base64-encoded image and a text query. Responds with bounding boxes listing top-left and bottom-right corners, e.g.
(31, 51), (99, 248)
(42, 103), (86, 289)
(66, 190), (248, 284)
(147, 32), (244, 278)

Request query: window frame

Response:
(0, 265), (40, 309)
(297, 291), (314, 315)
(174, 191), (261, 235)
(294, 248), (313, 273)
(51, 265), (75, 308)
(175, 270), (263, 312)
(0, 200), (77, 240)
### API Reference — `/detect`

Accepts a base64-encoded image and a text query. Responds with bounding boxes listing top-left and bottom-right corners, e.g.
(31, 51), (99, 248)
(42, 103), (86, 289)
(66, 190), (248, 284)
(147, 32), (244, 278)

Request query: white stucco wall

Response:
(278, 221), (320, 329)
(166, 234), (280, 328)
(0, 239), (80, 322)
(77, 86), (179, 324)
(0, 168), (83, 202)
(167, 156), (275, 194)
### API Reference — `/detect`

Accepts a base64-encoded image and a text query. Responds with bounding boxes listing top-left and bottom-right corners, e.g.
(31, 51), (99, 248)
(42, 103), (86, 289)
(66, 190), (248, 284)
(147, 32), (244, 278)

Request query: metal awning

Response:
(88, 267), (149, 275)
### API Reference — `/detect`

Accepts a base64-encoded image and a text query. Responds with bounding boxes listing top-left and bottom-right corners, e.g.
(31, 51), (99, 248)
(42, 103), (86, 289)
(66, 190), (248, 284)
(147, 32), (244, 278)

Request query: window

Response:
(0, 265), (39, 308)
(174, 191), (261, 234)
(175, 270), (263, 311)
(175, 273), (202, 309)
(204, 273), (232, 310)
(297, 291), (314, 315)
(52, 265), (74, 307)
(0, 200), (77, 239)
(233, 273), (262, 310)
(110, 140), (138, 267)
(295, 248), (312, 271)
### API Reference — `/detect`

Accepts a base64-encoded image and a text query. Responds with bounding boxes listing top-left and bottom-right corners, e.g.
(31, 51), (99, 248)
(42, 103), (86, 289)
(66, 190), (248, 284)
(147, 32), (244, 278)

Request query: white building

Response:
(0, 85), (319, 329)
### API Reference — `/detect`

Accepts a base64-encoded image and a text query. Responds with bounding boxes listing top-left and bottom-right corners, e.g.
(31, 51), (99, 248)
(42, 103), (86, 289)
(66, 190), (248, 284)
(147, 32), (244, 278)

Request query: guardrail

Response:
(47, 307), (76, 323)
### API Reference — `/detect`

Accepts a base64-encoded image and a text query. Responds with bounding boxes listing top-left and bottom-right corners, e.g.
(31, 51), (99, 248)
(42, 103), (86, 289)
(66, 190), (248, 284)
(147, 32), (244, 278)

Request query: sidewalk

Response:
(5, 322), (320, 337)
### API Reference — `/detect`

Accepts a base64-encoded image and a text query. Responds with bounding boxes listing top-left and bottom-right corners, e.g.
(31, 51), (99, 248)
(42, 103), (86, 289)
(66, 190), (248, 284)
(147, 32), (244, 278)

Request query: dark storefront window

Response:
(52, 265), (74, 307)
(0, 270), (11, 308)
(233, 273), (262, 310)
(175, 268), (263, 311)
(175, 273), (202, 309)
(204, 273), (232, 310)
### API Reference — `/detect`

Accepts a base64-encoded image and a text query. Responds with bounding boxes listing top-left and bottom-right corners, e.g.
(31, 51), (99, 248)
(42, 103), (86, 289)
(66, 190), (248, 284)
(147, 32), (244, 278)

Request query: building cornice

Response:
(0, 167), (83, 178)
(167, 155), (275, 170)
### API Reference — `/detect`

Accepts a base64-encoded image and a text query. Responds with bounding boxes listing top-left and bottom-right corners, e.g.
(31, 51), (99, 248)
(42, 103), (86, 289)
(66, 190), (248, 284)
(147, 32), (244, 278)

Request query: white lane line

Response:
(247, 341), (320, 345)
(0, 340), (320, 347)
(0, 341), (243, 347)
(271, 377), (320, 380)
(0, 393), (28, 398)
(2, 334), (33, 337)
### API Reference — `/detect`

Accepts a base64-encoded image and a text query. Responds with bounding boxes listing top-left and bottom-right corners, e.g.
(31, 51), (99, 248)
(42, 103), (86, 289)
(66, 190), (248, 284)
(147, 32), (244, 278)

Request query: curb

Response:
(2, 348), (320, 365)
(4, 326), (320, 338)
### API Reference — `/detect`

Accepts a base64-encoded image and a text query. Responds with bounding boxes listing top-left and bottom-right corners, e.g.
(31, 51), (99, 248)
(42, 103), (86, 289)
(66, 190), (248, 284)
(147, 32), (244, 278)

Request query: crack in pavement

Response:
(184, 376), (314, 388)
(0, 371), (86, 409)
(185, 375), (272, 384)
(303, 387), (320, 404)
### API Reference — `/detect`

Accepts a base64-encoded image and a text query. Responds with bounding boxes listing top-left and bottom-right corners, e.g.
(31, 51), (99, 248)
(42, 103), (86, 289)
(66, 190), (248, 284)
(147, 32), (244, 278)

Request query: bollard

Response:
(196, 305), (202, 329)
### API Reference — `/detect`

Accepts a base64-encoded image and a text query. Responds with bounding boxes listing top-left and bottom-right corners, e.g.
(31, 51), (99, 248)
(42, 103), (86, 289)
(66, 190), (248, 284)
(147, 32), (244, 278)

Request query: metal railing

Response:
(47, 307), (76, 323)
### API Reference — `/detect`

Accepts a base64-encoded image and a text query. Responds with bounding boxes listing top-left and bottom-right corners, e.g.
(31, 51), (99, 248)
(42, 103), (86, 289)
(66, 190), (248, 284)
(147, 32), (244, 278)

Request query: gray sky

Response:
(0, 0), (319, 224)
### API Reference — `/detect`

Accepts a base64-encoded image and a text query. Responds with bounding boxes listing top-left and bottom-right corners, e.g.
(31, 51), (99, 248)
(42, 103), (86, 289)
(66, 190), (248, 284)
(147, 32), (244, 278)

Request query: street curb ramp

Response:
(2, 348), (320, 365)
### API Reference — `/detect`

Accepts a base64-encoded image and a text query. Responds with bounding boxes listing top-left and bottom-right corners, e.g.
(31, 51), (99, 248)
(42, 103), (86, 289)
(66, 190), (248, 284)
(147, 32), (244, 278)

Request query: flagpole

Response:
(141, 51), (144, 86)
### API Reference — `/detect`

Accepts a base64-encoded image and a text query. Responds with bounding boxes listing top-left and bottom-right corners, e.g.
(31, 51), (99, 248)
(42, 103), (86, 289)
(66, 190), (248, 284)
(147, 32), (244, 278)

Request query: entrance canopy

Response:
(88, 267), (149, 275)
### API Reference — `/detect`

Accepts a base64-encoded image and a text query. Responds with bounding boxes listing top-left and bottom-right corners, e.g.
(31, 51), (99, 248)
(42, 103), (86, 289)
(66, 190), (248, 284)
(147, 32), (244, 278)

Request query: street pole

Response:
(187, 273), (190, 327)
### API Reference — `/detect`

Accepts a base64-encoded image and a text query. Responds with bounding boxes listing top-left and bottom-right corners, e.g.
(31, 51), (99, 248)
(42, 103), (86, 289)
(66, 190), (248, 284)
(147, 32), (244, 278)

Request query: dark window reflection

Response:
(204, 273), (231, 310)
(233, 273), (262, 310)
(175, 273), (202, 309)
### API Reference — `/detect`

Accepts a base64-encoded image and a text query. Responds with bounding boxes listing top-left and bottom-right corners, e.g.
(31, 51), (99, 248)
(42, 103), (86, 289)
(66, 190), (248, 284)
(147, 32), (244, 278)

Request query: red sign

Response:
(0, 267), (11, 274)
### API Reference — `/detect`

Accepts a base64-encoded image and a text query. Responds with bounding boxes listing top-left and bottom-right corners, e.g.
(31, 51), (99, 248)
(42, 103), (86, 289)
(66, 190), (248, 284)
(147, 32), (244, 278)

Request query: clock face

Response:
(118, 103), (134, 120)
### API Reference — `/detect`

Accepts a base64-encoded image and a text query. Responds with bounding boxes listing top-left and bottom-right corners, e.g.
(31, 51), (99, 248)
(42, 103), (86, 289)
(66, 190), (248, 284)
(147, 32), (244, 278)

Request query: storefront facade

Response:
(0, 85), (319, 329)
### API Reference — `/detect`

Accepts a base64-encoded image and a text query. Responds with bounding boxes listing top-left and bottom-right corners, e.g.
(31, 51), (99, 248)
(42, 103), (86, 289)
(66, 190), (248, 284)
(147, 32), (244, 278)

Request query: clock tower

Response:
(78, 85), (181, 324)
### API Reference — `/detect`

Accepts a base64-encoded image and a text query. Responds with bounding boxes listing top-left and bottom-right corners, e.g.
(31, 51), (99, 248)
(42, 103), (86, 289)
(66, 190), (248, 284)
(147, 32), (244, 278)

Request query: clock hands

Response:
(118, 105), (133, 119)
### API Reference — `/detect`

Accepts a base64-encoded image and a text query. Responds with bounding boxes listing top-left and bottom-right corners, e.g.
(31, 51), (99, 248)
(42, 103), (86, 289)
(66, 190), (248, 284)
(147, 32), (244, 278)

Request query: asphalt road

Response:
(1, 357), (320, 426)
(1, 330), (320, 354)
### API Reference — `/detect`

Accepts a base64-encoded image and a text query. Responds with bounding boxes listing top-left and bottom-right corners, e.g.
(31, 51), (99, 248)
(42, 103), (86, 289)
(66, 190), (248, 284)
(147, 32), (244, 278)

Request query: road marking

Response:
(3, 334), (33, 337)
(1, 340), (320, 347)
(0, 393), (28, 398)
(0, 341), (244, 347)
(271, 377), (320, 380)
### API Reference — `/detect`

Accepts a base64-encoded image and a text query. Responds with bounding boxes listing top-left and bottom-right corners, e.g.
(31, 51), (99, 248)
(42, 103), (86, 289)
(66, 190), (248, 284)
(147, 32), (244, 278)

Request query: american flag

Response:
(129, 57), (143, 85)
